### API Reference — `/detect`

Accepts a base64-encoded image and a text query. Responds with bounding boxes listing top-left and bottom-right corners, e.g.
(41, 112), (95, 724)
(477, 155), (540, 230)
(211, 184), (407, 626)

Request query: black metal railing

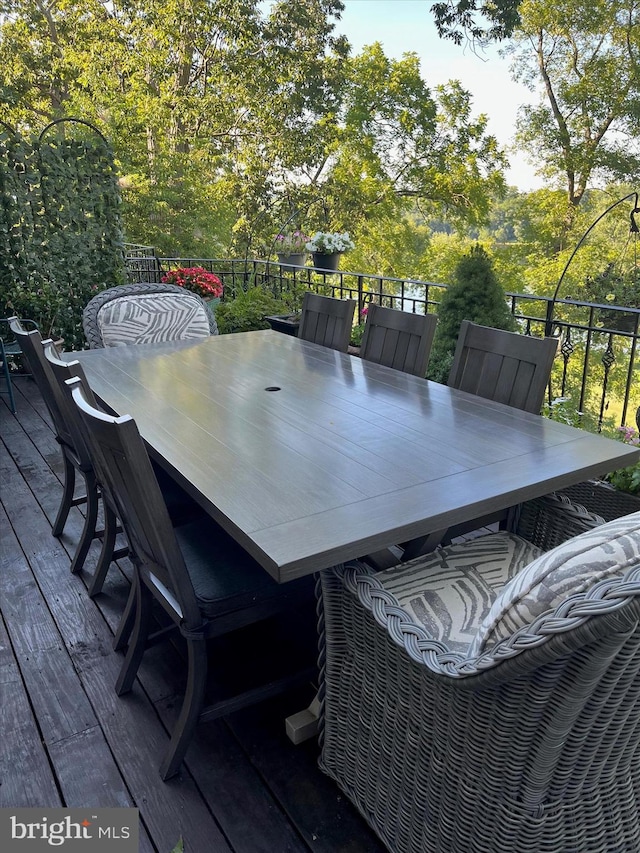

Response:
(124, 252), (640, 433)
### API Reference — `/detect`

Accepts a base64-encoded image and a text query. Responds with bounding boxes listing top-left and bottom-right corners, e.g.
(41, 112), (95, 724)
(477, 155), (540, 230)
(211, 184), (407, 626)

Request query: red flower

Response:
(161, 267), (223, 299)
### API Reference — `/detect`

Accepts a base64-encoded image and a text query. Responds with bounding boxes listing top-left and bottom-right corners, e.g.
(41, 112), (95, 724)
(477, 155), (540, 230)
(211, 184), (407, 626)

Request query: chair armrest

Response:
(514, 492), (604, 551)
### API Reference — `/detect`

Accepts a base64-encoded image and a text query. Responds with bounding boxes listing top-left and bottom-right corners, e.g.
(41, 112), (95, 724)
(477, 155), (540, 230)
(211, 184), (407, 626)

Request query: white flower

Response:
(305, 231), (354, 253)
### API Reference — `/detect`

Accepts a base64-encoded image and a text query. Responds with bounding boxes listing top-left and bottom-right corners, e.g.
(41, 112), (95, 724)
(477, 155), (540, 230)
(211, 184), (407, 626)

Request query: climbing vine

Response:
(0, 119), (125, 349)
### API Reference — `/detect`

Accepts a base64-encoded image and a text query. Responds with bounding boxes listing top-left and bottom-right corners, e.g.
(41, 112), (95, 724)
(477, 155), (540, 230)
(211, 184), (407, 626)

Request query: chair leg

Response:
(113, 579), (136, 652)
(52, 453), (76, 536)
(115, 573), (152, 694)
(88, 503), (118, 598)
(1, 356), (17, 414)
(69, 473), (99, 575)
(159, 636), (208, 781)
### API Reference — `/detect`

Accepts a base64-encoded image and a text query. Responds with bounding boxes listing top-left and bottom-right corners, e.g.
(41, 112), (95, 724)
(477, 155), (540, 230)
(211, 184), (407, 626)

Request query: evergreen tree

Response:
(428, 244), (516, 382)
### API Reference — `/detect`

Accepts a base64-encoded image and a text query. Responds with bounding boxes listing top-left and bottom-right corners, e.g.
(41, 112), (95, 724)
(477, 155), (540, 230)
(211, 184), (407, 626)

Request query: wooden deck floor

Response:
(0, 375), (386, 853)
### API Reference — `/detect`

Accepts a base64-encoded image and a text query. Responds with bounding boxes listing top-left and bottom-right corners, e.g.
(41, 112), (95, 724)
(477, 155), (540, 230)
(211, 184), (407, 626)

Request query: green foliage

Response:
(428, 244), (516, 382)
(584, 264), (640, 309)
(215, 286), (296, 334)
(0, 1), (508, 259)
(169, 838), (184, 853)
(605, 426), (640, 495)
(431, 0), (522, 44)
(510, 0), (640, 209)
(0, 123), (125, 349)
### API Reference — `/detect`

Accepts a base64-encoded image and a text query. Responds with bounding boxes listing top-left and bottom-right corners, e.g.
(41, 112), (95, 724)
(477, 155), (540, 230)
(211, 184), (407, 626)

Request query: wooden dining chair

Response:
(66, 376), (315, 780)
(391, 321), (559, 564)
(43, 345), (206, 605)
(9, 317), (103, 576)
(297, 292), (356, 352)
(82, 282), (218, 348)
(448, 320), (559, 414)
(359, 304), (437, 377)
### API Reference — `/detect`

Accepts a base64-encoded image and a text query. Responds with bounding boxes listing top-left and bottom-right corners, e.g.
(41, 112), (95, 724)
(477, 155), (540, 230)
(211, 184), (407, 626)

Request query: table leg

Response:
(285, 695), (321, 744)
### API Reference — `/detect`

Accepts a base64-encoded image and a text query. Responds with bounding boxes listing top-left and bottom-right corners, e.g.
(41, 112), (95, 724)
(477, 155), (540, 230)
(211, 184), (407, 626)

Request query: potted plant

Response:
(274, 231), (309, 270)
(306, 232), (355, 272)
(584, 264), (640, 332)
(161, 267), (223, 306)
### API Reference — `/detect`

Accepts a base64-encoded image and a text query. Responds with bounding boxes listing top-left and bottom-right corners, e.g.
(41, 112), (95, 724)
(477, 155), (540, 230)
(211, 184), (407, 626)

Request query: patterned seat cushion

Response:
(97, 293), (211, 346)
(469, 511), (640, 657)
(373, 532), (541, 653)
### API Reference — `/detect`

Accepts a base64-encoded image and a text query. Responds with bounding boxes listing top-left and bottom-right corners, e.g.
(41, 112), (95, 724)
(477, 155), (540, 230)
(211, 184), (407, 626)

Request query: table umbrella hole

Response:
(265, 386), (282, 392)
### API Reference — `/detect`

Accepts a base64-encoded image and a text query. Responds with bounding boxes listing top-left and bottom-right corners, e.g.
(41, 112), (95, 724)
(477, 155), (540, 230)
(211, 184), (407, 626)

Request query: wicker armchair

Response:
(319, 495), (640, 853)
(82, 282), (218, 348)
(560, 479), (640, 522)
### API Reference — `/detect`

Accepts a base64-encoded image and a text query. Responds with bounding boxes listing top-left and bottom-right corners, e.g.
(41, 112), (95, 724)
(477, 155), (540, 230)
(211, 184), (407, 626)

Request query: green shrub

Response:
(428, 244), (516, 383)
(215, 286), (294, 334)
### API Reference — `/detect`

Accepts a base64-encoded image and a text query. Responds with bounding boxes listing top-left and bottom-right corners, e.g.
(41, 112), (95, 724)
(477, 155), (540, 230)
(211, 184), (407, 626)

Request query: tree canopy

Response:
(430, 0), (522, 45)
(0, 0), (507, 255)
(509, 0), (640, 209)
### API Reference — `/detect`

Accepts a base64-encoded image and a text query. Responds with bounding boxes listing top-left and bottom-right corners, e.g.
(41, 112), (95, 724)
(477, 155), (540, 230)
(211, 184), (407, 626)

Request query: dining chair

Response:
(0, 336), (16, 414)
(319, 495), (640, 853)
(9, 317), (102, 576)
(396, 320), (558, 561)
(42, 342), (203, 605)
(297, 292), (356, 352)
(359, 304), (437, 377)
(448, 319), (559, 414)
(66, 375), (316, 780)
(82, 282), (218, 348)
(0, 317), (39, 414)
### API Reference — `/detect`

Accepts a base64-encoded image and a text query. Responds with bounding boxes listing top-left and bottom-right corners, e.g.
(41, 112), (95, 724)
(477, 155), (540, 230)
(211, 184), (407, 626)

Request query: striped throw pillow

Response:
(469, 511), (640, 656)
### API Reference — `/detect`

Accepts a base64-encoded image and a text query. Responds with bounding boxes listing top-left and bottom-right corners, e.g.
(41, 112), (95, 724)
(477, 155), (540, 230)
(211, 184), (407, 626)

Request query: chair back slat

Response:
(66, 377), (201, 625)
(360, 304), (437, 376)
(298, 292), (356, 352)
(448, 320), (559, 414)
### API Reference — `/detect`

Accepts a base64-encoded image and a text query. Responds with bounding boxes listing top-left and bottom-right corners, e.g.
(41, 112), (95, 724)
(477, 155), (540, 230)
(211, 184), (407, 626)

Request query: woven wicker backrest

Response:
(66, 377), (201, 626)
(82, 283), (218, 349)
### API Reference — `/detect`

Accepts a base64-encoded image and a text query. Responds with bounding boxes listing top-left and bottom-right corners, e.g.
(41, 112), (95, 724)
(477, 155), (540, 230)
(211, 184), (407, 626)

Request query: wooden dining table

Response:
(70, 329), (640, 584)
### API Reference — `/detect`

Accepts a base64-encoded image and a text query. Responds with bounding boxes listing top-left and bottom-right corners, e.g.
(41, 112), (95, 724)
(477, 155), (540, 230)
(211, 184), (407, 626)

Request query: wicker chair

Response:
(559, 479), (640, 523)
(319, 495), (640, 853)
(82, 282), (218, 348)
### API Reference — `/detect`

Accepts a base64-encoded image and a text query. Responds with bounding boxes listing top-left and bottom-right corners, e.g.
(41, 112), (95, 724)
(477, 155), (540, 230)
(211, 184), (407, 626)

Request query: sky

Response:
(334, 0), (544, 191)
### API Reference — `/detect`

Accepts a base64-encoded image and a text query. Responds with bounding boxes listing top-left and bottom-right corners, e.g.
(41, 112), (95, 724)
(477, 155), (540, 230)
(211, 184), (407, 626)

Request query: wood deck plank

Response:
(0, 615), (62, 808)
(0, 440), (232, 853)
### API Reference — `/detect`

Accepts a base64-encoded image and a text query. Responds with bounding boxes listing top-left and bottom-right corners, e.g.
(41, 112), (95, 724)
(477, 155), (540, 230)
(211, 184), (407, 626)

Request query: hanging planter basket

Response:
(311, 252), (341, 272)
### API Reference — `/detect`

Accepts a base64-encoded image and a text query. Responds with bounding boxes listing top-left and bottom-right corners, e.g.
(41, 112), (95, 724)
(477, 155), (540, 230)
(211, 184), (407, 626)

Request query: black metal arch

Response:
(38, 117), (109, 145)
(546, 191), (640, 335)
